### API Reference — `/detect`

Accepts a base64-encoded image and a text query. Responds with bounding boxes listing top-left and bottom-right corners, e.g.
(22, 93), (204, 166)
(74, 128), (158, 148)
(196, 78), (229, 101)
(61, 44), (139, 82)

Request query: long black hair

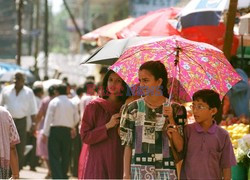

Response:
(139, 61), (169, 98)
(102, 70), (129, 103)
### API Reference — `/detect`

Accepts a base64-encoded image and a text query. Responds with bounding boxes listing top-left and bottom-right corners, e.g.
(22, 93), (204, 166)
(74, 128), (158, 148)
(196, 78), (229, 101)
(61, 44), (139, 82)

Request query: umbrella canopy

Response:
(179, 0), (250, 29)
(82, 36), (168, 65)
(81, 18), (134, 45)
(0, 70), (35, 83)
(110, 35), (242, 101)
(0, 63), (35, 84)
(180, 22), (239, 55)
(117, 8), (181, 39)
(179, 0), (250, 17)
(239, 13), (250, 35)
(42, 79), (62, 91)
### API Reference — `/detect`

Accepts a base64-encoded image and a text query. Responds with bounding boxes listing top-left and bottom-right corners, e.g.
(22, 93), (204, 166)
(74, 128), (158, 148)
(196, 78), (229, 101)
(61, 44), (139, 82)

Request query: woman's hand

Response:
(106, 113), (121, 130)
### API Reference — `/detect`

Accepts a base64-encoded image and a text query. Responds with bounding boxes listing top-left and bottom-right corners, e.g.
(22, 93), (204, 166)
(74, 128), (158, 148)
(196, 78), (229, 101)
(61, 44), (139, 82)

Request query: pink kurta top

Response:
(80, 98), (124, 179)
(0, 106), (20, 169)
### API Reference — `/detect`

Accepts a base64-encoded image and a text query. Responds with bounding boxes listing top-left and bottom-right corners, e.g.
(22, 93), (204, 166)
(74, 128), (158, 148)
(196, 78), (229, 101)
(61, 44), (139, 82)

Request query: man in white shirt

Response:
(42, 84), (79, 179)
(70, 86), (84, 177)
(0, 72), (38, 170)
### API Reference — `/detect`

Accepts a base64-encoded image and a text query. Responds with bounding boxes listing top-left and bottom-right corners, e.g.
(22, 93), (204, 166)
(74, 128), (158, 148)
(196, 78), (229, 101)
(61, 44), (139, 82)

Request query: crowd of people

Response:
(0, 61), (248, 179)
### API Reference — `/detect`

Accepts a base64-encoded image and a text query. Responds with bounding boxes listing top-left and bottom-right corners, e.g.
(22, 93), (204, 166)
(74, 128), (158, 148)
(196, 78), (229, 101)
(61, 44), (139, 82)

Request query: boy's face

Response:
(191, 99), (217, 124)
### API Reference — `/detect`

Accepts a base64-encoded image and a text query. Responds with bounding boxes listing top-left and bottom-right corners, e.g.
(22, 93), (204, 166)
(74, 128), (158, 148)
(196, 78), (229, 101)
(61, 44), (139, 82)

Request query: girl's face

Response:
(107, 73), (123, 95)
(191, 99), (217, 124)
(138, 69), (162, 96)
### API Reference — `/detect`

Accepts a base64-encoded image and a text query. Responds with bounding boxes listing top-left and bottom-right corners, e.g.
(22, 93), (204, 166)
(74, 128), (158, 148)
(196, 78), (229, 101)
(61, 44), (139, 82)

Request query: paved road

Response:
(20, 166), (48, 179)
(20, 166), (77, 179)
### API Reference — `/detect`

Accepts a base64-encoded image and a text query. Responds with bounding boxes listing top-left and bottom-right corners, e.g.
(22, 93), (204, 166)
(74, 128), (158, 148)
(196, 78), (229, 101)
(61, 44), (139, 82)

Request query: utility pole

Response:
(223, 0), (238, 60)
(28, 1), (34, 55)
(63, 0), (82, 38)
(34, 0), (40, 79)
(44, 0), (49, 77)
(17, 0), (23, 65)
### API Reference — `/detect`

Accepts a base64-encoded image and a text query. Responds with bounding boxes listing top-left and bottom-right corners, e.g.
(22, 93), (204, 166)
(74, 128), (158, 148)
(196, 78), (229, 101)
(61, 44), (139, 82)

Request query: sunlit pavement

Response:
(20, 166), (48, 179)
(20, 166), (78, 179)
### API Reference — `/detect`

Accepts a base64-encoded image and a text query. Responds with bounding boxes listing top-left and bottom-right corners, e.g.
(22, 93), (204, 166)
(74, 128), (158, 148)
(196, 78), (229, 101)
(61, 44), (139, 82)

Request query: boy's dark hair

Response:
(76, 87), (84, 96)
(57, 84), (67, 95)
(86, 75), (95, 82)
(193, 89), (222, 123)
(33, 86), (43, 95)
(139, 61), (169, 98)
(102, 70), (129, 103)
(83, 81), (96, 93)
(99, 67), (108, 74)
(48, 85), (56, 96)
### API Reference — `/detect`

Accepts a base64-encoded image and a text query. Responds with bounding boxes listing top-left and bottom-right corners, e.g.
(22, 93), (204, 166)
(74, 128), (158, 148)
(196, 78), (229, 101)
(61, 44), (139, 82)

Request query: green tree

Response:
(50, 9), (70, 53)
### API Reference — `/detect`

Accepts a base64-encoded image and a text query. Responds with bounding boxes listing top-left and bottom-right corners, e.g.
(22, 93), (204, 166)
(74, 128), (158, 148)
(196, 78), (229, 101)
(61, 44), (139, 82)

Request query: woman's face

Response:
(107, 73), (123, 95)
(138, 69), (162, 96)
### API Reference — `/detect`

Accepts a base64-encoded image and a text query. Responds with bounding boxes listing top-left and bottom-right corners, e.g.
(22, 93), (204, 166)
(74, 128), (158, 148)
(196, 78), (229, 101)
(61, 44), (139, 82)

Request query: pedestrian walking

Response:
(25, 85), (44, 171)
(1, 72), (38, 170)
(0, 106), (20, 179)
(42, 84), (79, 179)
(36, 85), (57, 178)
(70, 86), (84, 177)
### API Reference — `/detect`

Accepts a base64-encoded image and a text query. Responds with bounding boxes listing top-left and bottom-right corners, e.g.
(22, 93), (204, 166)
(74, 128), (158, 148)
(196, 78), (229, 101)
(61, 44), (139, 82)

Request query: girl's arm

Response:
(123, 146), (132, 179)
(81, 103), (108, 145)
(163, 105), (184, 153)
(10, 144), (19, 179)
(222, 168), (231, 180)
(167, 126), (184, 153)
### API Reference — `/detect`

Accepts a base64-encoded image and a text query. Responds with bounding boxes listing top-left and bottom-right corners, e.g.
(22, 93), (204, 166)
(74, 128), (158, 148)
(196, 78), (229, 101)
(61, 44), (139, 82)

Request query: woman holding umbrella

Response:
(80, 70), (129, 179)
(120, 61), (187, 179)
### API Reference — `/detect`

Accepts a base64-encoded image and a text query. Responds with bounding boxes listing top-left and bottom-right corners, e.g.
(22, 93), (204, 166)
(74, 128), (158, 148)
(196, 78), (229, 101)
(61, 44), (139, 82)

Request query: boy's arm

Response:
(123, 146), (132, 179)
(222, 168), (231, 180)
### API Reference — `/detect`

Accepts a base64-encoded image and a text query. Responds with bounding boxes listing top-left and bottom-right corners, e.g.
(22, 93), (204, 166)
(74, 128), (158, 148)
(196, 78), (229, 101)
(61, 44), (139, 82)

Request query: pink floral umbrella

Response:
(110, 35), (242, 102)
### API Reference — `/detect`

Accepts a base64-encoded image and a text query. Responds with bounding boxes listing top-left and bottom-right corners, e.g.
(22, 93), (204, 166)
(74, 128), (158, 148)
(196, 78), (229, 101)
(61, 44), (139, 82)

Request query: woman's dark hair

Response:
(139, 61), (169, 98)
(193, 89), (222, 123)
(102, 70), (129, 103)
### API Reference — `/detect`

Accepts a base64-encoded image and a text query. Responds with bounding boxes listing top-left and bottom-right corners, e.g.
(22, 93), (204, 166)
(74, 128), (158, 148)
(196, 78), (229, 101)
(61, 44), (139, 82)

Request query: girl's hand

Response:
(106, 113), (121, 129)
(163, 105), (174, 123)
(166, 124), (178, 139)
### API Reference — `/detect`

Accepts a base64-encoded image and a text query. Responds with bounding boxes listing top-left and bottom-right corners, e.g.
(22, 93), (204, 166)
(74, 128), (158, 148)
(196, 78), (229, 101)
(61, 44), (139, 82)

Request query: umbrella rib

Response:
(181, 50), (216, 83)
(187, 50), (230, 67)
(174, 40), (231, 68)
(182, 51), (221, 91)
(174, 42), (227, 64)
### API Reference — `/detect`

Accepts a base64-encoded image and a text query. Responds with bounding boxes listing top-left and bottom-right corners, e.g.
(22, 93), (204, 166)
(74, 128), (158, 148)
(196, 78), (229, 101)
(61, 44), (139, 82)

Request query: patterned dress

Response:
(120, 98), (187, 180)
(0, 106), (20, 179)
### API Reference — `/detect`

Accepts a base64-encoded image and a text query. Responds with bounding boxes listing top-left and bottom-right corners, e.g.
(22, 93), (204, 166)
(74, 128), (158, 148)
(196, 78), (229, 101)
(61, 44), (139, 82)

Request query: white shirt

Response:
(0, 84), (38, 119)
(42, 95), (79, 136)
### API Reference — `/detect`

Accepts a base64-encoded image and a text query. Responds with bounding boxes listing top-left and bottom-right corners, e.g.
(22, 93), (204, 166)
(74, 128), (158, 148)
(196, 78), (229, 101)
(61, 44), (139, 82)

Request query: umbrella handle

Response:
(168, 47), (180, 104)
(168, 77), (175, 104)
